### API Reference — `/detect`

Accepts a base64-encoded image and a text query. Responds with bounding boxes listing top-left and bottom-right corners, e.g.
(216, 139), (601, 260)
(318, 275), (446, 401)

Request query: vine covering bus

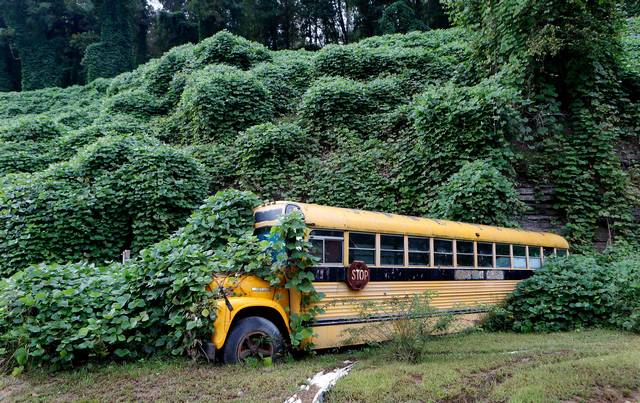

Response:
(209, 201), (569, 363)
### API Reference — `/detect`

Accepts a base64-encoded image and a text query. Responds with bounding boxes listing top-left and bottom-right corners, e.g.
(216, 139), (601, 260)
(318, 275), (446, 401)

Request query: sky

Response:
(148, 0), (163, 10)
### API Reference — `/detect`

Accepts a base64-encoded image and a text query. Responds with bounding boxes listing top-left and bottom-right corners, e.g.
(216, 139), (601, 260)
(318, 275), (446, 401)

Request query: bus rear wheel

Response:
(222, 316), (284, 364)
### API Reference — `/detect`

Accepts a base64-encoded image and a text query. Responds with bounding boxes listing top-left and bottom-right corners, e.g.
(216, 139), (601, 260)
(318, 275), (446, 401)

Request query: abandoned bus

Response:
(210, 201), (569, 363)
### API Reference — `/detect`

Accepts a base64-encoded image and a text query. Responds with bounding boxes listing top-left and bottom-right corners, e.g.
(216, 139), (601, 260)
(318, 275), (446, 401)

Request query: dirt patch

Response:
(440, 354), (550, 403)
(563, 386), (640, 403)
(409, 373), (423, 383)
(0, 378), (30, 401)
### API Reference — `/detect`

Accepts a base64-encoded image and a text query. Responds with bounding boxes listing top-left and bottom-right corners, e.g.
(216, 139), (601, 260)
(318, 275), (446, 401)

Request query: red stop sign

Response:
(346, 261), (370, 290)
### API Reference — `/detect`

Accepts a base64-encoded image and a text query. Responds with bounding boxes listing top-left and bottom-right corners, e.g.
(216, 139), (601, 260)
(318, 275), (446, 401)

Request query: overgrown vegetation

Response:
(0, 0), (638, 373)
(485, 244), (640, 334)
(0, 189), (323, 372)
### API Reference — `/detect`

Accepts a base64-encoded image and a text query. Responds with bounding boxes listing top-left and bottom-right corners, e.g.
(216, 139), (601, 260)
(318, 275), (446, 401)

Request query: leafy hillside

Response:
(0, 7), (638, 276)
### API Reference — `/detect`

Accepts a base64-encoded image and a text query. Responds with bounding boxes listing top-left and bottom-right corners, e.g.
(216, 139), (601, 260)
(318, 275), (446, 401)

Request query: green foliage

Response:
(393, 78), (524, 214)
(266, 211), (323, 349)
(485, 246), (640, 333)
(166, 64), (273, 143)
(609, 257), (640, 332)
(0, 83), (107, 120)
(306, 136), (397, 212)
(234, 122), (317, 200)
(429, 160), (525, 227)
(0, 190), (260, 369)
(547, 102), (637, 250)
(191, 30), (272, 70)
(411, 79), (523, 175)
(0, 135), (208, 277)
(313, 41), (454, 83)
(0, 262), (142, 369)
(0, 189), (324, 370)
(446, 0), (639, 246)
(299, 76), (405, 136)
(187, 142), (238, 192)
(143, 43), (194, 96)
(251, 52), (313, 115)
(622, 18), (640, 77)
(103, 88), (169, 118)
(0, 0), (67, 90)
(0, 117), (150, 176)
(0, 116), (67, 142)
(83, 0), (138, 82)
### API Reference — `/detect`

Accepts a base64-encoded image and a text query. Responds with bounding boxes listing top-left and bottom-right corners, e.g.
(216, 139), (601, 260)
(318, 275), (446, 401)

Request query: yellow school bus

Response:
(209, 201), (569, 363)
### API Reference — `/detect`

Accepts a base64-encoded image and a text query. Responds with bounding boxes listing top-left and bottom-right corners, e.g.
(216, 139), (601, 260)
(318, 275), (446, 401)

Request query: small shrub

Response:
(0, 116), (67, 142)
(299, 76), (404, 136)
(167, 65), (274, 143)
(102, 88), (169, 118)
(429, 160), (525, 227)
(344, 292), (453, 363)
(235, 122), (317, 200)
(252, 53), (313, 115)
(306, 137), (397, 212)
(191, 30), (271, 70)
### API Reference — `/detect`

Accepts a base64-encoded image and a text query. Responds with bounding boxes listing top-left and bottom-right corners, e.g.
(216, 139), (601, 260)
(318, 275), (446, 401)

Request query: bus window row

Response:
(309, 230), (568, 269)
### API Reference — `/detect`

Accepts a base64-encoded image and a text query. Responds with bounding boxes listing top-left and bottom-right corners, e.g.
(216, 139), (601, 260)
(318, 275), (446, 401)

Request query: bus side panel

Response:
(309, 280), (519, 349)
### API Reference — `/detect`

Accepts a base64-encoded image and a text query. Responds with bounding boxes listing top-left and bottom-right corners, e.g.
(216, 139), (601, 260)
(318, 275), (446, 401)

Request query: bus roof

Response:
(255, 201), (570, 249)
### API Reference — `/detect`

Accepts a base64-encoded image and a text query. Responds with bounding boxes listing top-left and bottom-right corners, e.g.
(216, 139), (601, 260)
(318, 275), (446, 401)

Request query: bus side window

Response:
(408, 237), (430, 266)
(349, 232), (376, 265)
(513, 245), (527, 268)
(456, 240), (474, 267)
(496, 244), (510, 268)
(255, 226), (274, 241)
(543, 247), (555, 259)
(556, 248), (568, 257)
(477, 242), (494, 268)
(380, 234), (404, 266)
(434, 239), (453, 266)
(309, 230), (344, 264)
(529, 246), (542, 269)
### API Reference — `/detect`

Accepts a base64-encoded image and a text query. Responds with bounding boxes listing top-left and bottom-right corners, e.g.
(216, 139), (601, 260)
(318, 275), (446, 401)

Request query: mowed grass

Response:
(1, 329), (639, 402)
(0, 354), (347, 402)
(327, 329), (640, 403)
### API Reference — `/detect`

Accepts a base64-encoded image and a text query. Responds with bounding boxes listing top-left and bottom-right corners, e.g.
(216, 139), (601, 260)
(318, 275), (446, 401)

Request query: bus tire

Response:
(222, 316), (285, 364)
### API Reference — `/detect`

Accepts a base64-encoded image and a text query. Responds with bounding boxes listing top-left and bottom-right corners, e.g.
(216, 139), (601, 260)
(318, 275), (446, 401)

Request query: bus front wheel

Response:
(222, 316), (284, 364)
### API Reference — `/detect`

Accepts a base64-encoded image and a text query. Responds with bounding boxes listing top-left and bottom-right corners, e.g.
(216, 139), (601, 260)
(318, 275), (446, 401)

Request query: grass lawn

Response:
(2, 329), (639, 402)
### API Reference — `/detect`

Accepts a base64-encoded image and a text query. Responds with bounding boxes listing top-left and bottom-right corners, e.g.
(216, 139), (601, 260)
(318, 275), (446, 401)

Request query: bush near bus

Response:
(485, 247), (640, 333)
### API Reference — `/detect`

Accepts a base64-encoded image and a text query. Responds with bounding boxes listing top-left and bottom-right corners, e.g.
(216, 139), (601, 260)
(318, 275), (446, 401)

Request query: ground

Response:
(1, 329), (639, 402)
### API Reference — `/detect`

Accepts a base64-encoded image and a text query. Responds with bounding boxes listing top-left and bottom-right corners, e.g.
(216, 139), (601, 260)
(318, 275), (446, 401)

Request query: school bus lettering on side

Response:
(210, 201), (570, 363)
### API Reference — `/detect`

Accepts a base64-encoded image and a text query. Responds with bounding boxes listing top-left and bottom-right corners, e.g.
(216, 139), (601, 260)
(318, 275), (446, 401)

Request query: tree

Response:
(82, 0), (140, 82)
(149, 10), (197, 57)
(187, 0), (244, 41)
(0, 0), (68, 90)
(0, 17), (20, 91)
